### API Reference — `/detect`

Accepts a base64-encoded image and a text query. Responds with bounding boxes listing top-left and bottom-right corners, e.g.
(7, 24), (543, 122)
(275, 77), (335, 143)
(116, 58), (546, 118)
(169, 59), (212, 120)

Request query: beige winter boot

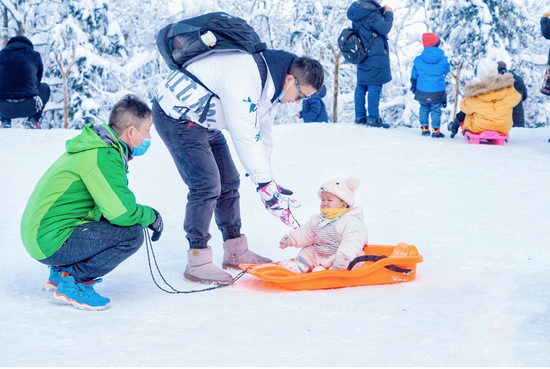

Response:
(222, 235), (272, 270)
(184, 247), (232, 284)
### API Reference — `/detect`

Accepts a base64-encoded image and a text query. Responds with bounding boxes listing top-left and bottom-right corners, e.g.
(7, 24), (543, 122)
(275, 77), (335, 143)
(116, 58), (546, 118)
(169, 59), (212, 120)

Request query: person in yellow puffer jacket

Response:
(449, 58), (521, 137)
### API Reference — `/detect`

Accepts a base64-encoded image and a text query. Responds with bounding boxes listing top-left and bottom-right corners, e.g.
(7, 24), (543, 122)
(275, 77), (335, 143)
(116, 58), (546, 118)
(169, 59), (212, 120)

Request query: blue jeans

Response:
(354, 84), (382, 121)
(39, 221), (143, 282)
(152, 100), (241, 249)
(419, 102), (443, 129)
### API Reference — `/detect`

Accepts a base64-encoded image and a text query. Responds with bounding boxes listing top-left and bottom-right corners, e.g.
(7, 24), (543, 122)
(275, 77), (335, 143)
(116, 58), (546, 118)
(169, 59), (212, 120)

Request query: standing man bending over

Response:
(154, 20), (324, 284)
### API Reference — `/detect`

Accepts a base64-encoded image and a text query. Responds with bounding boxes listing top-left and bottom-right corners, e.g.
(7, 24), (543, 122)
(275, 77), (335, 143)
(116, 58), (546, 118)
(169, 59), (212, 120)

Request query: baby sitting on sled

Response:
(279, 177), (368, 273)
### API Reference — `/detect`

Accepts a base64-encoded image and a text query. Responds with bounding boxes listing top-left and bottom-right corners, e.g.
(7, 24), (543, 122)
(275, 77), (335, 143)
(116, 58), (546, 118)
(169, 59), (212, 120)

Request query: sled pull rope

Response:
(347, 254), (413, 275)
(144, 229), (249, 294)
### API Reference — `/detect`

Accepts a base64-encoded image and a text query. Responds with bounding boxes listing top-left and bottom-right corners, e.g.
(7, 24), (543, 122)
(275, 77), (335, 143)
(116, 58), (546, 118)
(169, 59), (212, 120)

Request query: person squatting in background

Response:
(0, 36), (50, 129)
(410, 32), (450, 138)
(278, 177), (368, 273)
(348, 0), (393, 129)
(448, 58), (521, 138)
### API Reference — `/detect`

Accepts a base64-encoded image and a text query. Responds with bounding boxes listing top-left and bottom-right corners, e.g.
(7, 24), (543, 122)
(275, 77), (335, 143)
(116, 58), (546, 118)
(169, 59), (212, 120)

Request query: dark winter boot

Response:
(1, 118), (11, 128)
(222, 235), (272, 270)
(24, 117), (40, 129)
(184, 247), (233, 284)
(354, 117), (367, 125)
(432, 128), (445, 138)
(366, 117), (390, 129)
(448, 118), (461, 138)
(421, 126), (430, 136)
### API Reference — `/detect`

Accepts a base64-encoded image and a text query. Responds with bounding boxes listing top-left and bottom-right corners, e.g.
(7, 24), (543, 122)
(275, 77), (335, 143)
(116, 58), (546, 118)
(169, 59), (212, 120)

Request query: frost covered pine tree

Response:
(39, 0), (128, 128)
(0, 0), (26, 43)
(110, 0), (177, 106)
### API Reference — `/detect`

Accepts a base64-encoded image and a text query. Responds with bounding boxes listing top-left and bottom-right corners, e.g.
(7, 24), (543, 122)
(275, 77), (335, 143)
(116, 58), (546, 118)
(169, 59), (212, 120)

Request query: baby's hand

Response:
(330, 253), (351, 270)
(279, 235), (293, 249)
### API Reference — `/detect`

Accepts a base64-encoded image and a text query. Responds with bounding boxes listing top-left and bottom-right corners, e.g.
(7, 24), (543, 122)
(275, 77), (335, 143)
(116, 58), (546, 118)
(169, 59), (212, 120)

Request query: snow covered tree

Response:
(109, 0), (177, 109)
(36, 0), (128, 128)
(281, 0), (351, 123)
(0, 0), (26, 42)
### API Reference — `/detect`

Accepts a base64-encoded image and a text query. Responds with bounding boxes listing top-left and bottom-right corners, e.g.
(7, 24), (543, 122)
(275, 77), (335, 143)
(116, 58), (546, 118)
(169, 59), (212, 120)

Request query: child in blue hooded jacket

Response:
(296, 84), (328, 123)
(411, 33), (450, 138)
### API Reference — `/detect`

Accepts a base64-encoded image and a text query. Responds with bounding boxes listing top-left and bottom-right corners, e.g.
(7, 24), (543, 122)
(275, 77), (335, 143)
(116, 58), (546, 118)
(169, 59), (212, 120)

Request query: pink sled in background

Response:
(464, 130), (509, 146)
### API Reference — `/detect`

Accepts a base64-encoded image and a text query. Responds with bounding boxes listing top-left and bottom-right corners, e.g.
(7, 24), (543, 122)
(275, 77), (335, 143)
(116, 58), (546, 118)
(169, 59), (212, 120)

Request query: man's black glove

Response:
(148, 208), (163, 242)
(442, 101), (447, 108)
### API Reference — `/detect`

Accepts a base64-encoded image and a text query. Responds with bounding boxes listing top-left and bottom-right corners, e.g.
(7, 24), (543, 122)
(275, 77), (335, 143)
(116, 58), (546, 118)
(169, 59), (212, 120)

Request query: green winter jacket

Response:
(20, 123), (156, 260)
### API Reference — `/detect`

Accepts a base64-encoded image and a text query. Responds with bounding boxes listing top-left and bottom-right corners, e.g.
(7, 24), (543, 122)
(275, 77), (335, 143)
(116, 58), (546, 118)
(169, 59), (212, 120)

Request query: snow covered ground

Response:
(1, 122), (549, 366)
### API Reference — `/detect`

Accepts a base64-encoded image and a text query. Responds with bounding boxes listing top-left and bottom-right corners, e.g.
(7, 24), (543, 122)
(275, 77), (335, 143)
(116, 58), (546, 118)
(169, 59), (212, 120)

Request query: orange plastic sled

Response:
(239, 243), (423, 290)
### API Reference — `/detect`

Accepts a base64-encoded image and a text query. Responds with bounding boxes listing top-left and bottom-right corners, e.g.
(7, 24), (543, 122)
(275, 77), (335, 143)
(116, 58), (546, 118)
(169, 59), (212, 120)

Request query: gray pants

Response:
(39, 220), (144, 282)
(152, 100), (241, 249)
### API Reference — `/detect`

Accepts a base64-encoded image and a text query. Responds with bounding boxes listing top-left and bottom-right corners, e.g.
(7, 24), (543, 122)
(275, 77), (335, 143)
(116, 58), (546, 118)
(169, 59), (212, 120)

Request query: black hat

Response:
(497, 61), (507, 74)
(7, 36), (34, 48)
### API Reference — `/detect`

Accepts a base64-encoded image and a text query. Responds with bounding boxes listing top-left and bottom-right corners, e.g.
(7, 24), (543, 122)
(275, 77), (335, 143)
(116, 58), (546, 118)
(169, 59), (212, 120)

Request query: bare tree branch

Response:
(54, 44), (77, 129)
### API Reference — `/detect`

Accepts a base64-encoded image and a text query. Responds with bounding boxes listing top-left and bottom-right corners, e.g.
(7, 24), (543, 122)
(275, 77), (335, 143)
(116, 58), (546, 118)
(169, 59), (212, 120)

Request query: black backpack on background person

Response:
(338, 11), (378, 64)
(156, 12), (268, 123)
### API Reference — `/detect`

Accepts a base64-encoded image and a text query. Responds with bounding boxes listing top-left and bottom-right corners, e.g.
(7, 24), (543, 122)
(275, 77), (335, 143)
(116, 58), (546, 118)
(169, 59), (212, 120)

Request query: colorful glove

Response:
(329, 253), (351, 270)
(257, 181), (300, 229)
(277, 184), (301, 208)
(279, 235), (294, 249)
(544, 12), (550, 18)
(148, 208), (163, 242)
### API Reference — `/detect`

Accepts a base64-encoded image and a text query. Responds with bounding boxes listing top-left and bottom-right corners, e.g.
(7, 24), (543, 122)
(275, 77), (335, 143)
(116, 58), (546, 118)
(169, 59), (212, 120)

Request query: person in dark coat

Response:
(0, 36), (50, 129)
(296, 84), (329, 123)
(347, 0), (393, 128)
(497, 61), (527, 128)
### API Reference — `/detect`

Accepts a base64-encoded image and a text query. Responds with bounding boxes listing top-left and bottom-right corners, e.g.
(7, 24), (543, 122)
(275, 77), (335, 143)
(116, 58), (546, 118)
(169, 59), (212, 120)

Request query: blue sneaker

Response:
(53, 272), (111, 311)
(44, 266), (72, 292)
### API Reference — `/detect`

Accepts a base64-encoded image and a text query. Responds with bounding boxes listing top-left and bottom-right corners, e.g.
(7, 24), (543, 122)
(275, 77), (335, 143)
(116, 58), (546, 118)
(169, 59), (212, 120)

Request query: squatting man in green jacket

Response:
(20, 94), (163, 311)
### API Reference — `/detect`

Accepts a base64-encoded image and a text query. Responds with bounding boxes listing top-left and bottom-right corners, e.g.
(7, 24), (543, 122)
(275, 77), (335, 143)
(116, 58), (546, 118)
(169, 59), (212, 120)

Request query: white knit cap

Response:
(318, 177), (360, 207)
(476, 58), (498, 80)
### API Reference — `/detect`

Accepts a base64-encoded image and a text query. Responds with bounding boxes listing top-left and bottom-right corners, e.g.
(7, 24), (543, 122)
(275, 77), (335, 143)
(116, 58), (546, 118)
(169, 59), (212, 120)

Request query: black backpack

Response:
(338, 11), (378, 64)
(156, 12), (268, 123)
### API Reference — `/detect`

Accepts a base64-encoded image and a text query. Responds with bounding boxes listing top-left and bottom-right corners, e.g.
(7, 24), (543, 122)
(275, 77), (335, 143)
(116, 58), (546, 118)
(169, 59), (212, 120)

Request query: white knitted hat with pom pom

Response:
(476, 58), (498, 80)
(318, 177), (360, 207)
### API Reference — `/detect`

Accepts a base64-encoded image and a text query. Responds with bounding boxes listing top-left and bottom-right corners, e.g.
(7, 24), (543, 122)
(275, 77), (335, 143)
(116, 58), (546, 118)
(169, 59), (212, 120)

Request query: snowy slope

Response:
(1, 122), (549, 366)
